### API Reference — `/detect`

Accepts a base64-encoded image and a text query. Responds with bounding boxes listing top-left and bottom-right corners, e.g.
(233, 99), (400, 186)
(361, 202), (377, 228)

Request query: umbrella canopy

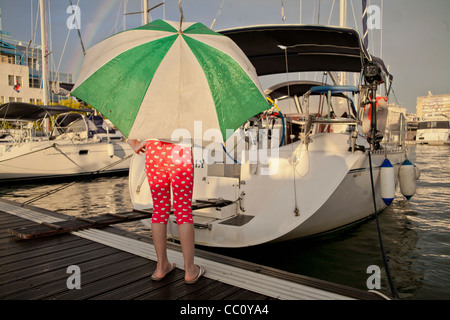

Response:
(70, 19), (269, 142)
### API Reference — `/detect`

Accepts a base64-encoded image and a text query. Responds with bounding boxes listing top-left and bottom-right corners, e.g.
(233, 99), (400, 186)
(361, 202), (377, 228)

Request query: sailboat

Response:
(0, 0), (133, 182)
(0, 102), (133, 181)
(126, 3), (418, 248)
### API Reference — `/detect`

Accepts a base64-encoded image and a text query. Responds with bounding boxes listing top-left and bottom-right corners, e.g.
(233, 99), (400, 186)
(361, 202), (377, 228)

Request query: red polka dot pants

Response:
(145, 140), (194, 225)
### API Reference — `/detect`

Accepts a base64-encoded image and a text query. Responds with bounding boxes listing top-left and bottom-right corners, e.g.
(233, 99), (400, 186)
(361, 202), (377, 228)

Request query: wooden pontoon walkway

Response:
(0, 199), (386, 301)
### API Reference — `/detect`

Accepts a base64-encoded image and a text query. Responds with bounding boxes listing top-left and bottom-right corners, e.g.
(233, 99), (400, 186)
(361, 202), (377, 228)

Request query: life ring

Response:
(364, 96), (388, 121)
(362, 96), (388, 135)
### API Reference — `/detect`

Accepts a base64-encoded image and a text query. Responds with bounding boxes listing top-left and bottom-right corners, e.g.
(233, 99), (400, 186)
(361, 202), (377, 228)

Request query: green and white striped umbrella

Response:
(71, 19), (269, 142)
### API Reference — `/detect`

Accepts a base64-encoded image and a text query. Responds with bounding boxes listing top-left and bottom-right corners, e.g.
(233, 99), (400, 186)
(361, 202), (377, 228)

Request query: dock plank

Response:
(6, 199), (233, 240)
(0, 251), (135, 299)
(0, 208), (276, 301)
(44, 260), (154, 300)
(0, 200), (387, 301)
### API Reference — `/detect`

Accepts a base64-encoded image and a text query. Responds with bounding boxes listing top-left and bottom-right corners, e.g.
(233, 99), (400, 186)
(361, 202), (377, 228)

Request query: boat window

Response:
(85, 119), (98, 132)
(274, 94), (355, 118)
(90, 115), (116, 134)
(307, 95), (355, 118)
(418, 121), (449, 129)
(274, 96), (300, 115)
(65, 118), (87, 134)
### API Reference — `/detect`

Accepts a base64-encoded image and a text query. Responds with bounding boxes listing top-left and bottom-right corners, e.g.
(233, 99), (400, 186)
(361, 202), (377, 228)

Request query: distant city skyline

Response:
(1, 0), (449, 113)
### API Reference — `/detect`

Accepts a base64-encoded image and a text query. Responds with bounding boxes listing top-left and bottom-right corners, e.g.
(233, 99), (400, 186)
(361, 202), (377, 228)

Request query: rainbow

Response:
(72, 0), (121, 79)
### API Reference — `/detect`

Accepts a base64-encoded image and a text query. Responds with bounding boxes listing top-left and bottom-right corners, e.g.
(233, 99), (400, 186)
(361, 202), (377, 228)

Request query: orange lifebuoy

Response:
(364, 96), (388, 121)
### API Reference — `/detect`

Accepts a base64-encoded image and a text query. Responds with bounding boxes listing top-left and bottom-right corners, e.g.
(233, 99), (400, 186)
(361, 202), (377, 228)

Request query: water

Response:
(0, 145), (448, 300)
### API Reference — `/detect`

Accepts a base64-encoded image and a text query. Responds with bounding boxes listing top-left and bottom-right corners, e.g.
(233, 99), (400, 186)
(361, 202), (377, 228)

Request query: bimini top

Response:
(309, 85), (359, 94)
(265, 81), (358, 100)
(219, 24), (372, 76)
(0, 102), (93, 121)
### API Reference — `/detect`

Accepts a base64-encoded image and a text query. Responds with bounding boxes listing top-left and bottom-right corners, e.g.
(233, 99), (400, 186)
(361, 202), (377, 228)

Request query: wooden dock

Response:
(0, 198), (386, 303)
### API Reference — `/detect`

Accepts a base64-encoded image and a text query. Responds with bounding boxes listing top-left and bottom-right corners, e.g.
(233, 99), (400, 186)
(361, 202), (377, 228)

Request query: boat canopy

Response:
(265, 81), (326, 99)
(0, 102), (93, 121)
(265, 81), (357, 99)
(219, 24), (392, 81)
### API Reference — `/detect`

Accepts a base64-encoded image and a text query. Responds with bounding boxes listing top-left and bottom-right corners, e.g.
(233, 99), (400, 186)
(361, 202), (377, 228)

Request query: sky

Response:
(0, 0), (449, 113)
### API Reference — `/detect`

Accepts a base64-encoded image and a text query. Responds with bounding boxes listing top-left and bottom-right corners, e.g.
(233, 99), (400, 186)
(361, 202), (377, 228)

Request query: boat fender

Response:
(399, 159), (417, 200)
(380, 158), (395, 206)
(414, 164), (421, 180)
(107, 143), (115, 158)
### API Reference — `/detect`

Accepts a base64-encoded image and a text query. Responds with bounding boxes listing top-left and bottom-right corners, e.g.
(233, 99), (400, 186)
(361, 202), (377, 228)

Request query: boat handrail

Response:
(311, 118), (359, 124)
(309, 85), (359, 94)
(283, 113), (308, 120)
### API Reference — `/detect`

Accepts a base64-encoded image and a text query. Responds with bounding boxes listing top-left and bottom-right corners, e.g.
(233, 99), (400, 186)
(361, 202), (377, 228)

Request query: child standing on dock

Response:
(127, 138), (205, 284)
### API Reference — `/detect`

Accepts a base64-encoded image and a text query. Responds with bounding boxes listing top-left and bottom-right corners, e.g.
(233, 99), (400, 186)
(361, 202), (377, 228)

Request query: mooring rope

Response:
(368, 150), (399, 299)
(0, 144), (56, 163)
(21, 153), (133, 206)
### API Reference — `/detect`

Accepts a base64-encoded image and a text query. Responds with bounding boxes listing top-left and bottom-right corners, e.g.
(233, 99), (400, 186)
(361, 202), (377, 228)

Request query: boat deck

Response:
(0, 199), (386, 302)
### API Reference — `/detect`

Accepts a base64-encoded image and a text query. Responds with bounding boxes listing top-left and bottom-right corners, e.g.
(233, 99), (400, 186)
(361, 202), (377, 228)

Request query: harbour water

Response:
(0, 145), (448, 300)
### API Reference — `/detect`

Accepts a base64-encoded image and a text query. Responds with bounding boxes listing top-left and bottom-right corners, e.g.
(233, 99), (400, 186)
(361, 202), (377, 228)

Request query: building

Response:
(0, 26), (73, 106)
(416, 91), (450, 119)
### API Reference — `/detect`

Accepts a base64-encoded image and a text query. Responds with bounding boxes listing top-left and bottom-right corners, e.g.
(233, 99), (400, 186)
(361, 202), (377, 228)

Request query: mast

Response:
(339, 0), (347, 28)
(143, 0), (149, 24)
(39, 0), (49, 106)
(339, 0), (347, 85)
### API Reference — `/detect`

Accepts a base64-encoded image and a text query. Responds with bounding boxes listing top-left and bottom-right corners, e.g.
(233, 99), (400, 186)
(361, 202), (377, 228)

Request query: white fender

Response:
(415, 164), (421, 180)
(107, 143), (115, 158)
(399, 159), (417, 200)
(380, 158), (395, 206)
(362, 97), (389, 135)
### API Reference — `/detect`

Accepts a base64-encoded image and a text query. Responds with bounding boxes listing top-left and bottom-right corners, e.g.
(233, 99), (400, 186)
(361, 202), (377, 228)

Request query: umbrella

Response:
(70, 19), (269, 143)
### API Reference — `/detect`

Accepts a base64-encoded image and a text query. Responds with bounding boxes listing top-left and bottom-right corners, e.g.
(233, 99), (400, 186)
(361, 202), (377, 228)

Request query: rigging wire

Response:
(281, 45), (300, 216)
(390, 87), (401, 106)
(210, 0), (225, 29)
(327, 0), (336, 25)
(311, 0), (316, 24)
(55, 0), (82, 80)
(380, 0), (384, 59)
(317, 0), (321, 24)
(350, 0), (358, 29)
(68, 0), (85, 54)
(109, 0), (124, 35)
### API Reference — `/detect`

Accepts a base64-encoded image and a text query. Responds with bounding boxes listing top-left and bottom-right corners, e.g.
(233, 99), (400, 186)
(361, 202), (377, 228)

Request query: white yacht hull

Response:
(416, 130), (450, 145)
(0, 140), (133, 181)
(129, 133), (407, 248)
(416, 117), (450, 145)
